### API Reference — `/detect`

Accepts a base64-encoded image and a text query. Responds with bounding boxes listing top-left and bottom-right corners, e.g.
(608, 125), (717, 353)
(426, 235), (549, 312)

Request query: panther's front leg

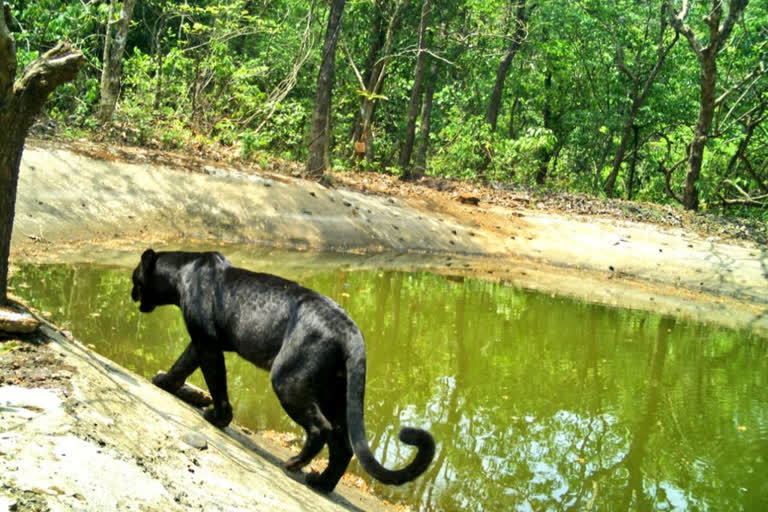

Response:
(153, 342), (200, 393)
(196, 343), (234, 428)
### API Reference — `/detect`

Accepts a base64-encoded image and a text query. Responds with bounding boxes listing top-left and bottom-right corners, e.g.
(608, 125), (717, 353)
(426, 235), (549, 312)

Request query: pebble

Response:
(182, 433), (208, 450)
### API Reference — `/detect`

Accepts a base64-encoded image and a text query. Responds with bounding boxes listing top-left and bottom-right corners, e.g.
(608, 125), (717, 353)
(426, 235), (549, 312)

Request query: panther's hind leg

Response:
(270, 365), (333, 472)
(282, 401), (332, 472)
(305, 417), (353, 493)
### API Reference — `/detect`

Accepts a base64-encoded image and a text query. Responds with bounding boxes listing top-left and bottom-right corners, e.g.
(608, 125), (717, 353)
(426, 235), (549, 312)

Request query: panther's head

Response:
(131, 248), (159, 313)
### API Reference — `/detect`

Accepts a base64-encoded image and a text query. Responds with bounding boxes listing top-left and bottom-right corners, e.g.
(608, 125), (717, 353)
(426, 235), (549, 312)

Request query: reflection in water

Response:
(12, 262), (768, 511)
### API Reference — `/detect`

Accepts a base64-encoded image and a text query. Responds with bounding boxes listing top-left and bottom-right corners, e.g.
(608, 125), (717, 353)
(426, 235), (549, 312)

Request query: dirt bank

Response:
(12, 140), (768, 336)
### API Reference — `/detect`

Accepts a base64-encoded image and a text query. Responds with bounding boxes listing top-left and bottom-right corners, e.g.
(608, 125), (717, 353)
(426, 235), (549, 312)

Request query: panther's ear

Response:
(140, 248), (157, 272)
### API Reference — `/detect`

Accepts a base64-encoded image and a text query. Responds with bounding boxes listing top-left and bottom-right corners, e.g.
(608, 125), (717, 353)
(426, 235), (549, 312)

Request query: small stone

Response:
(182, 432), (208, 450)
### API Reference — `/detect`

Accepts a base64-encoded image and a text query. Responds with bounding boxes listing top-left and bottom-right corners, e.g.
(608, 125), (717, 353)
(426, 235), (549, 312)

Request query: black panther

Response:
(131, 249), (435, 493)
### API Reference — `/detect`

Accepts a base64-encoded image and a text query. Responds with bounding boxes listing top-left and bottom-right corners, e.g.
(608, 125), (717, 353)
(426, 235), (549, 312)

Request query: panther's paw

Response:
(152, 372), (174, 390)
(282, 455), (307, 473)
(305, 471), (336, 494)
(152, 371), (185, 393)
(203, 406), (233, 428)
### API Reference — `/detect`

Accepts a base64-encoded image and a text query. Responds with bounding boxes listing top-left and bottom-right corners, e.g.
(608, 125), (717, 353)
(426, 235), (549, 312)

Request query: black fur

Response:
(131, 249), (435, 492)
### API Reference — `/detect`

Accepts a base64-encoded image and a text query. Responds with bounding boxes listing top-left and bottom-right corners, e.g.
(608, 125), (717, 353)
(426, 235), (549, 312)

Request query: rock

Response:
(0, 306), (40, 334)
(181, 432), (208, 450)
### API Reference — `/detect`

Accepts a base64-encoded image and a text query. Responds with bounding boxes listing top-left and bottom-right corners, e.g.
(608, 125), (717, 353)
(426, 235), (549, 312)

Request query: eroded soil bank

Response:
(2, 140), (767, 511)
(13, 140), (768, 336)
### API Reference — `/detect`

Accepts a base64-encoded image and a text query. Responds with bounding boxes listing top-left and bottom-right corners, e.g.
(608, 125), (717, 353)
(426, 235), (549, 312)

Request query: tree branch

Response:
(12, 41), (85, 131)
(666, 0), (703, 57)
(702, 1), (723, 53)
(663, 157), (686, 205)
(741, 154), (768, 194)
(0, 1), (18, 108)
(658, 132), (684, 204)
(714, 65), (764, 107)
(723, 179), (768, 207)
(718, 0), (749, 52)
(716, 73), (764, 133)
(614, 40), (636, 82)
(637, 31), (679, 106)
(340, 37), (366, 90)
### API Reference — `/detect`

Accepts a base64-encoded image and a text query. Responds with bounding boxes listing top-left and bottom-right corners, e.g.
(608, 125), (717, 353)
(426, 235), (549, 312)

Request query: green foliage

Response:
(431, 112), (493, 180)
(9, 0), (767, 217)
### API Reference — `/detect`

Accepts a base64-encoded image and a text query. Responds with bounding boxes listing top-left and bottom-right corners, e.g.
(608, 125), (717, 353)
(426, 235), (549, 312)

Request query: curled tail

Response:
(344, 339), (435, 485)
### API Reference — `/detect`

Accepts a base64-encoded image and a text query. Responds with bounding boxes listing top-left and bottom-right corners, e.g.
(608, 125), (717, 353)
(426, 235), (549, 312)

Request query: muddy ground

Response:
(2, 139), (767, 512)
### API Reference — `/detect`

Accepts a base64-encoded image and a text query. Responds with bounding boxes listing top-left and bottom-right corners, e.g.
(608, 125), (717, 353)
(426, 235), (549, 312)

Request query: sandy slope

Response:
(12, 141), (768, 336)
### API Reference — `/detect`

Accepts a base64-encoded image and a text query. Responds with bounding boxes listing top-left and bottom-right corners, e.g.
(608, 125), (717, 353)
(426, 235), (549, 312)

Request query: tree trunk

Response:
(307, 0), (347, 178)
(0, 6), (84, 303)
(399, 0), (432, 176)
(98, 0), (137, 123)
(151, 15), (169, 111)
(683, 51), (717, 210)
(351, 7), (386, 144)
(485, 1), (528, 132)
(605, 106), (638, 196)
(534, 71), (552, 185)
(0, 132), (23, 307)
(627, 124), (640, 200)
(413, 61), (438, 176)
(352, 0), (408, 162)
(486, 52), (515, 132)
(668, 0), (749, 211)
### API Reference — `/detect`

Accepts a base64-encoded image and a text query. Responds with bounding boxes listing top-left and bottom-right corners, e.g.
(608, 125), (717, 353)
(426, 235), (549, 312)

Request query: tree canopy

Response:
(8, 0), (768, 215)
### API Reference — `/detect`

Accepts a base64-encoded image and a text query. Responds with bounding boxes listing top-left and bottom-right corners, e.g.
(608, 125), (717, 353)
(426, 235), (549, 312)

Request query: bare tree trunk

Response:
(684, 51), (717, 210)
(399, 0), (432, 176)
(667, 0), (749, 211)
(151, 14), (170, 111)
(485, 0), (529, 132)
(508, 96), (520, 139)
(534, 71), (552, 185)
(0, 5), (84, 303)
(307, 0), (347, 178)
(627, 124), (640, 200)
(351, 7), (386, 144)
(352, 0), (409, 162)
(98, 0), (137, 123)
(413, 61), (438, 176)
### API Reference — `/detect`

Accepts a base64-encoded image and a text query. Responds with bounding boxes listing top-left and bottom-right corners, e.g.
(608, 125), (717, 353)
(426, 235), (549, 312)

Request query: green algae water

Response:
(10, 260), (768, 511)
